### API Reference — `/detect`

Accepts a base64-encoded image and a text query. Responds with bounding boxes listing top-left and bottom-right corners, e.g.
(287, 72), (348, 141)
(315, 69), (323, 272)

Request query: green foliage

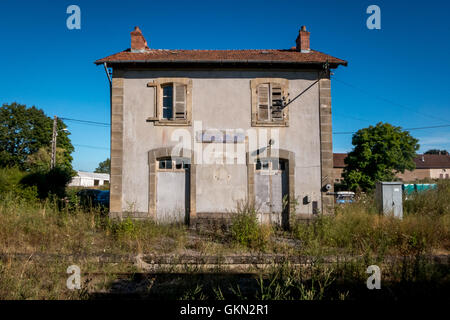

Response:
(230, 203), (272, 250)
(424, 149), (448, 155)
(292, 190), (450, 256)
(26, 146), (67, 171)
(179, 283), (208, 300)
(404, 180), (450, 216)
(109, 218), (138, 239)
(20, 166), (75, 199)
(0, 167), (38, 201)
(0, 102), (74, 170)
(95, 158), (110, 173)
(255, 263), (335, 300)
(342, 122), (419, 192)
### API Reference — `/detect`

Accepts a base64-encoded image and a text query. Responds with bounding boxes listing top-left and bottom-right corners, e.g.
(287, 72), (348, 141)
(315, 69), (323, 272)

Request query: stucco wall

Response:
(120, 69), (322, 216)
(396, 169), (431, 182)
(430, 168), (450, 179)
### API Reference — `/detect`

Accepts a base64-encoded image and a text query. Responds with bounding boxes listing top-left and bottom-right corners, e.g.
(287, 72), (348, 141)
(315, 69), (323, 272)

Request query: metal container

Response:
(375, 182), (403, 219)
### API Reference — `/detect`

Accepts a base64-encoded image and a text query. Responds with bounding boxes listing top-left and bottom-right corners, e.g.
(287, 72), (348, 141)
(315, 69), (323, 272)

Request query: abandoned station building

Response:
(95, 26), (347, 227)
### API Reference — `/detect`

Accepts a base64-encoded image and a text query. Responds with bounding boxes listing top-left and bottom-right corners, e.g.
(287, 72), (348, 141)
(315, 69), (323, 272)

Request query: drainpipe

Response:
(103, 62), (112, 85)
(103, 62), (112, 188)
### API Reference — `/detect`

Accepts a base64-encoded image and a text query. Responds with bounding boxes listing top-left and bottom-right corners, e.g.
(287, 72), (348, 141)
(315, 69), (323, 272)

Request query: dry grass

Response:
(0, 180), (449, 299)
(292, 182), (450, 257)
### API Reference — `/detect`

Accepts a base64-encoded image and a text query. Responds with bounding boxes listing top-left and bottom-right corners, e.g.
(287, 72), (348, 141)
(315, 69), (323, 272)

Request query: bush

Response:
(109, 218), (138, 240)
(0, 167), (38, 202)
(404, 180), (450, 216)
(230, 203), (272, 250)
(20, 166), (74, 199)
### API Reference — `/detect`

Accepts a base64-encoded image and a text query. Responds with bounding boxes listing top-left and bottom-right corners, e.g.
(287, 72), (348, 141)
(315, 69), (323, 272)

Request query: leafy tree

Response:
(342, 122), (419, 192)
(0, 102), (74, 170)
(424, 149), (448, 155)
(26, 146), (67, 171)
(95, 158), (110, 173)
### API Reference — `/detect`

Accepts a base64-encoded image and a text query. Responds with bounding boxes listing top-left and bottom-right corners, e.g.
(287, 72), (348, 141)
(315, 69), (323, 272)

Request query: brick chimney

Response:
(296, 26), (310, 53)
(130, 26), (149, 52)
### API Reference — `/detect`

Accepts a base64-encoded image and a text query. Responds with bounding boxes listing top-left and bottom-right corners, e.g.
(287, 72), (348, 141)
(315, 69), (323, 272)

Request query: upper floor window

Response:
(162, 83), (187, 120)
(147, 78), (192, 126)
(257, 83), (284, 122)
(251, 78), (289, 127)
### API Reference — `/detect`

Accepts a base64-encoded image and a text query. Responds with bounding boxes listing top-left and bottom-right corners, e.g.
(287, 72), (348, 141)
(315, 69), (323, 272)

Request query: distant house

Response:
(333, 153), (347, 183)
(333, 153), (450, 183)
(397, 154), (450, 181)
(69, 171), (110, 187)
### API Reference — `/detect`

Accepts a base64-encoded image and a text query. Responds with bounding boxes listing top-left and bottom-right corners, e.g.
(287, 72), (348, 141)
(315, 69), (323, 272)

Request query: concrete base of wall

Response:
(110, 211), (323, 230)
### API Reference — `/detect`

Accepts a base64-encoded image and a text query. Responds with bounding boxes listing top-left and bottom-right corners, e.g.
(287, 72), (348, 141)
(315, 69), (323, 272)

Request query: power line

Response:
(73, 144), (110, 150)
(60, 117), (110, 127)
(333, 78), (450, 125)
(333, 124), (450, 135)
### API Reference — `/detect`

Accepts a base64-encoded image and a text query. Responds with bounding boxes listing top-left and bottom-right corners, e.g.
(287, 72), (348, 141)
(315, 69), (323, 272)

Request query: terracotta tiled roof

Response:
(95, 48), (347, 67)
(413, 154), (450, 169)
(333, 153), (450, 169)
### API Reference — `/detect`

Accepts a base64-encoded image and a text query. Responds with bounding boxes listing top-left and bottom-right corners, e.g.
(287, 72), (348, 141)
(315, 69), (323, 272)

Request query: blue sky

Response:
(0, 0), (449, 171)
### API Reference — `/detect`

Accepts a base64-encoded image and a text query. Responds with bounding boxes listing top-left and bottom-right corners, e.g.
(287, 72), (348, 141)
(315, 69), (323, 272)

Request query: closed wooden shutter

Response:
(271, 85), (283, 121)
(257, 84), (270, 121)
(174, 83), (186, 120)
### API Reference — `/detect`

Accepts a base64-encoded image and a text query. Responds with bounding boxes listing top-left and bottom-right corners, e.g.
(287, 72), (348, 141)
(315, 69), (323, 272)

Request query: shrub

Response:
(230, 203), (272, 250)
(0, 167), (38, 202)
(20, 166), (74, 199)
(109, 218), (137, 239)
(404, 180), (450, 217)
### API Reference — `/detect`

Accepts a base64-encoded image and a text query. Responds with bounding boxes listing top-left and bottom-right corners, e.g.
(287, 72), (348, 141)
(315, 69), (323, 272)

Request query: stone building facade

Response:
(95, 26), (347, 226)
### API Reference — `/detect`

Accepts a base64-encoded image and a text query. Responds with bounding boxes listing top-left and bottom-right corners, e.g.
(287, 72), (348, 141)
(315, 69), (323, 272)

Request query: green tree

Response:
(424, 149), (448, 155)
(0, 102), (74, 170)
(25, 146), (67, 171)
(95, 158), (110, 173)
(342, 122), (419, 192)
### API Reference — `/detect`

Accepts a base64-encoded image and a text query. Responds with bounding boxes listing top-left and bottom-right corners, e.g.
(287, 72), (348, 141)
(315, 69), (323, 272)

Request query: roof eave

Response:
(95, 59), (347, 68)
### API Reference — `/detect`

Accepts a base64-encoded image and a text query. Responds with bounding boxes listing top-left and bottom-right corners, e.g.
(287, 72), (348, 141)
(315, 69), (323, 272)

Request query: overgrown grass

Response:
(0, 191), (188, 255)
(1, 174), (449, 300)
(292, 182), (450, 256)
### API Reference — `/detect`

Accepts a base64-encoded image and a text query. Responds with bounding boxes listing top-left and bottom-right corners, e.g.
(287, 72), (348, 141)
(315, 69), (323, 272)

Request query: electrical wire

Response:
(333, 124), (450, 135)
(333, 78), (450, 125)
(59, 117), (110, 127)
(73, 144), (110, 150)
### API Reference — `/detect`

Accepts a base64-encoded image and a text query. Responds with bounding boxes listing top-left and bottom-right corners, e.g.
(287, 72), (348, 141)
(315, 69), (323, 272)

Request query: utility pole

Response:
(51, 115), (57, 169)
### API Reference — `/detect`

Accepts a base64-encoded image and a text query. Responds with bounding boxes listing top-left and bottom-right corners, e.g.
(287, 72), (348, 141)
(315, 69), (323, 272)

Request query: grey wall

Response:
(121, 69), (322, 215)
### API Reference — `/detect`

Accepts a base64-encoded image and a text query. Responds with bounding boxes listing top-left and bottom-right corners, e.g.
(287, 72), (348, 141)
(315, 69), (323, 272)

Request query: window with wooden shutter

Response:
(271, 85), (283, 121)
(147, 78), (192, 125)
(257, 83), (284, 122)
(257, 84), (270, 121)
(162, 84), (173, 119)
(251, 78), (289, 127)
(174, 83), (187, 120)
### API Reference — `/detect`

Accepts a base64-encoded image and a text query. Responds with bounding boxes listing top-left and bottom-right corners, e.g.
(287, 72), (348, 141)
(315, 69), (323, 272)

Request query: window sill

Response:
(251, 121), (289, 127)
(147, 118), (191, 126)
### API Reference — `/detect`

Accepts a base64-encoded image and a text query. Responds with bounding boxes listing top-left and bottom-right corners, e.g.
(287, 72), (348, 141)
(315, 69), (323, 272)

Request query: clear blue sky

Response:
(0, 0), (449, 171)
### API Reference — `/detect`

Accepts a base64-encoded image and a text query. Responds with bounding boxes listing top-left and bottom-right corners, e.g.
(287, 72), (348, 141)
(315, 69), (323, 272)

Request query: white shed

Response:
(69, 171), (110, 187)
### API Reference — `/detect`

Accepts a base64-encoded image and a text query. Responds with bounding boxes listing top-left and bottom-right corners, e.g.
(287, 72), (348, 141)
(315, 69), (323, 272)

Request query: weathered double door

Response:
(254, 158), (289, 228)
(156, 158), (190, 224)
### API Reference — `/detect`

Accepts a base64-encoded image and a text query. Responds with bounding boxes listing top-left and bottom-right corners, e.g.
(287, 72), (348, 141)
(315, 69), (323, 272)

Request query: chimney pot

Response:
(296, 26), (310, 53)
(130, 26), (149, 52)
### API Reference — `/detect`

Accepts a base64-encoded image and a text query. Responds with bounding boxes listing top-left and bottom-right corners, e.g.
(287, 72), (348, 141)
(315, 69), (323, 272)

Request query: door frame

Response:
(148, 147), (196, 224)
(247, 148), (295, 229)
